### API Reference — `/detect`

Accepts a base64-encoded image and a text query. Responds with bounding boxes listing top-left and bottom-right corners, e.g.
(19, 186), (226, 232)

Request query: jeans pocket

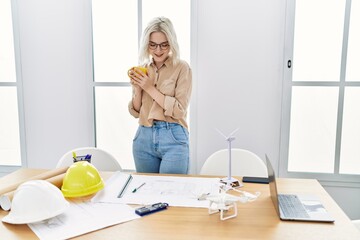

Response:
(169, 125), (189, 145)
(133, 126), (142, 141)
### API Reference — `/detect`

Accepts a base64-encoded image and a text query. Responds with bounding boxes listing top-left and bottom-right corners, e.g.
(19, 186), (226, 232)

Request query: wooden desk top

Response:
(1, 169), (360, 240)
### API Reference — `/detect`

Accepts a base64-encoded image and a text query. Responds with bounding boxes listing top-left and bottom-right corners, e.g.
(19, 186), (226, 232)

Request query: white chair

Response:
(56, 147), (122, 171)
(353, 220), (360, 231)
(200, 149), (267, 177)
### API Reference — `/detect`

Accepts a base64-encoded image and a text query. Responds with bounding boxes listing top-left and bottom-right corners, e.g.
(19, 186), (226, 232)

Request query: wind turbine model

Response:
(215, 128), (242, 188)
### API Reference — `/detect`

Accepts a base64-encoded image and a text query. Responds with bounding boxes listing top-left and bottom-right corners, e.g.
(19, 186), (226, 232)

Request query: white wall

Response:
(191, 0), (286, 173)
(15, 0), (94, 168)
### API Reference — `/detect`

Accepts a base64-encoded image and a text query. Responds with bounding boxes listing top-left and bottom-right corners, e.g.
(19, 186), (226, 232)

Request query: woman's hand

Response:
(129, 68), (164, 108)
(129, 68), (154, 92)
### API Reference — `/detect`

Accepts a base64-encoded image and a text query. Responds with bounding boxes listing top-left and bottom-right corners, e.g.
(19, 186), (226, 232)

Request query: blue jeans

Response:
(133, 121), (189, 174)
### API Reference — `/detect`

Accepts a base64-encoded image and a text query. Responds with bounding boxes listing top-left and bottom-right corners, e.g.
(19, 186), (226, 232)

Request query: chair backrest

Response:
(353, 220), (360, 231)
(200, 149), (267, 177)
(56, 147), (122, 171)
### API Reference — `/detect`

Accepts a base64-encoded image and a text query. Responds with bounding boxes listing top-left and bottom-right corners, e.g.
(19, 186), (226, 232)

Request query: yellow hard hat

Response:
(61, 161), (104, 198)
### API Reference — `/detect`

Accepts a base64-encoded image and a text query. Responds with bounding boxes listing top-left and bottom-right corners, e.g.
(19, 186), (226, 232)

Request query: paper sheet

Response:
(92, 172), (220, 208)
(28, 201), (140, 240)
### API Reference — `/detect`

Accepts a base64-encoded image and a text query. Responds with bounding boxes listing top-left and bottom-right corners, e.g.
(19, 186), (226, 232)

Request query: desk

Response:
(1, 169), (360, 240)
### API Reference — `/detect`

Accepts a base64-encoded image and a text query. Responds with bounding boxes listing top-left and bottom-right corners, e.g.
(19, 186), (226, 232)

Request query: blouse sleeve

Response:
(163, 62), (192, 119)
(128, 100), (140, 118)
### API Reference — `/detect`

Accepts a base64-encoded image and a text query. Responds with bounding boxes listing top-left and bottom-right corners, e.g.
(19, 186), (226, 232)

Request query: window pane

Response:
(0, 0), (16, 82)
(346, 0), (360, 81)
(142, 0), (191, 63)
(95, 87), (138, 170)
(292, 0), (346, 82)
(288, 87), (338, 173)
(92, 0), (138, 82)
(0, 87), (21, 166)
(339, 87), (360, 174)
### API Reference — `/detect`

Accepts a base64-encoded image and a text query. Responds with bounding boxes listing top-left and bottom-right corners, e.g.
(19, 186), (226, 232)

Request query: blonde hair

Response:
(138, 17), (180, 66)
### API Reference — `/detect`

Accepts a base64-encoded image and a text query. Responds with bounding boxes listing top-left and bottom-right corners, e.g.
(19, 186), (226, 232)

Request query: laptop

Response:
(265, 154), (334, 222)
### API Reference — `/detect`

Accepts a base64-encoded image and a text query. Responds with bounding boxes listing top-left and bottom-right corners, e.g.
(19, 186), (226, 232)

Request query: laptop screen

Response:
(266, 154), (280, 216)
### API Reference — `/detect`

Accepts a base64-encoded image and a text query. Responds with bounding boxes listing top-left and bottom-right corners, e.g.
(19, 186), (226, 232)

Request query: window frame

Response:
(91, 0), (192, 171)
(0, 0), (27, 175)
(279, 0), (360, 186)
(91, 0), (142, 171)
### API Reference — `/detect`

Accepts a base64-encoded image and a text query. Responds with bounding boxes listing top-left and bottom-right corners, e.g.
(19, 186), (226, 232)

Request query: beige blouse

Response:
(128, 58), (192, 129)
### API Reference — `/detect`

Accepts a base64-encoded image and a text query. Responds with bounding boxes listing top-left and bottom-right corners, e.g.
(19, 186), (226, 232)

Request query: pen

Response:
(132, 182), (146, 193)
(117, 174), (133, 198)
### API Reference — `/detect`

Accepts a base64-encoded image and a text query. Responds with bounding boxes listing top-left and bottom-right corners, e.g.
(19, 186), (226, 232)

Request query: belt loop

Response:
(166, 122), (169, 129)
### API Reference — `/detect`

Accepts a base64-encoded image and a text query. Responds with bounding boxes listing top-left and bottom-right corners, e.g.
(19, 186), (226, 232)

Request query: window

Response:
(281, 0), (360, 181)
(92, 0), (190, 170)
(0, 0), (22, 169)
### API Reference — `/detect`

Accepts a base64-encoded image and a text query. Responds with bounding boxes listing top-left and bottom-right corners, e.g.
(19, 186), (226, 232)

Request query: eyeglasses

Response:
(148, 41), (170, 50)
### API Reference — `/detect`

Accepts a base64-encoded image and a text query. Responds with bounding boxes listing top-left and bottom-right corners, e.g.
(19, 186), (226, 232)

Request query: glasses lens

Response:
(149, 42), (157, 50)
(160, 43), (169, 50)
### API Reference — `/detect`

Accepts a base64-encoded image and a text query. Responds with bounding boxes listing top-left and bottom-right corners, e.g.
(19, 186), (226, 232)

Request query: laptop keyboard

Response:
(278, 194), (310, 219)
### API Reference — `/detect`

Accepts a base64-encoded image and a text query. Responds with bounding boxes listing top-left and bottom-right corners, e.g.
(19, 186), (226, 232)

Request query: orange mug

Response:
(127, 66), (148, 78)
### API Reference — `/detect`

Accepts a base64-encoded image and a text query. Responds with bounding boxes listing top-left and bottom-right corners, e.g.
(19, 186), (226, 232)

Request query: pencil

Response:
(117, 174), (133, 198)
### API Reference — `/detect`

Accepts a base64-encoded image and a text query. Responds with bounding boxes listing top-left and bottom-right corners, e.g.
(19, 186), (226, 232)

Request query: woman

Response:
(128, 17), (192, 174)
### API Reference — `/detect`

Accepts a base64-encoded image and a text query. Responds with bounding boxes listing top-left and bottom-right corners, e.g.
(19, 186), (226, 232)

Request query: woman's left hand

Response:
(130, 69), (154, 92)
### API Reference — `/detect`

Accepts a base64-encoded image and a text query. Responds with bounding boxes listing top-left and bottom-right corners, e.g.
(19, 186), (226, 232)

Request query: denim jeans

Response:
(133, 121), (189, 174)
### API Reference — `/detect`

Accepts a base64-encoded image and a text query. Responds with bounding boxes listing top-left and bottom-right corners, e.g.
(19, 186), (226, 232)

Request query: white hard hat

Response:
(2, 180), (69, 224)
